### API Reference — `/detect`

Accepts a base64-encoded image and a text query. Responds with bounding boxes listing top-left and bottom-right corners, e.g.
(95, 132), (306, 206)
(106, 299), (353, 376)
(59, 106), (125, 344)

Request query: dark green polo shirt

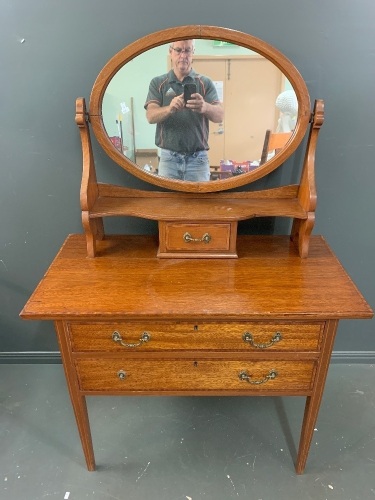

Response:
(144, 69), (220, 154)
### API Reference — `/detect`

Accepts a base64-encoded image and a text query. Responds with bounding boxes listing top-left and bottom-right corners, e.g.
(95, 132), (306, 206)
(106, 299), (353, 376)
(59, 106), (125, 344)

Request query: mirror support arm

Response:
(75, 97), (104, 257)
(291, 99), (325, 257)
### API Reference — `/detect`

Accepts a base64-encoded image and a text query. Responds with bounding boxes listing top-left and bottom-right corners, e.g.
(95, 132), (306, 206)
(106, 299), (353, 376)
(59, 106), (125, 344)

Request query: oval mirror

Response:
(89, 25), (311, 193)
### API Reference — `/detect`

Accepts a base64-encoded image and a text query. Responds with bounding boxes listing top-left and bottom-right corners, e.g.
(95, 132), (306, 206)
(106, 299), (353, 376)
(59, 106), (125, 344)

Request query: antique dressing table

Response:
(20, 26), (372, 474)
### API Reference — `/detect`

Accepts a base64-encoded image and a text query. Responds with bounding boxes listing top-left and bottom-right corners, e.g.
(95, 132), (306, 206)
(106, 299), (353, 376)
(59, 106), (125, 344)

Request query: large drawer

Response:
(68, 321), (324, 352)
(76, 358), (316, 393)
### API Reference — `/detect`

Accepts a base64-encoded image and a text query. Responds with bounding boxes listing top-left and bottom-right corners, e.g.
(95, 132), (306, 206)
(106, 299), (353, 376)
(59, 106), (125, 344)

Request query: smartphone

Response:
(183, 83), (197, 103)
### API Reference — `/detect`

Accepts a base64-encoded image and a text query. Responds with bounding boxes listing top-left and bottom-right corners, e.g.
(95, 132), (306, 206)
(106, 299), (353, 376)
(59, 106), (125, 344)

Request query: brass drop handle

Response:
(117, 370), (127, 380)
(242, 331), (282, 349)
(112, 331), (151, 348)
(183, 232), (211, 244)
(239, 369), (278, 385)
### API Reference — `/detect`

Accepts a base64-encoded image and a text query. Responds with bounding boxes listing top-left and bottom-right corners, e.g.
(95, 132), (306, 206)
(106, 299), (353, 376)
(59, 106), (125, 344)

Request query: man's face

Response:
(169, 40), (194, 76)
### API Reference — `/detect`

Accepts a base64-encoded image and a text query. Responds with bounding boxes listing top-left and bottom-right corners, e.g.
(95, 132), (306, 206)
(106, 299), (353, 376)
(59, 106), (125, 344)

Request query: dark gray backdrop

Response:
(1, 0), (374, 361)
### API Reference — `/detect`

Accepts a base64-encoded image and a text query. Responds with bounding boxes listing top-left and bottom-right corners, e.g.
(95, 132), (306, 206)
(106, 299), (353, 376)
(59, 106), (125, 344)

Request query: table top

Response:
(20, 234), (373, 321)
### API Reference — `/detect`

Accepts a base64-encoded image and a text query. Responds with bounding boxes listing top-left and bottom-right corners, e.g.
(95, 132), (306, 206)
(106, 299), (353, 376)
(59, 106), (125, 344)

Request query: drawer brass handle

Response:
(117, 370), (127, 380)
(242, 331), (282, 349)
(112, 331), (151, 348)
(239, 369), (278, 385)
(183, 232), (211, 244)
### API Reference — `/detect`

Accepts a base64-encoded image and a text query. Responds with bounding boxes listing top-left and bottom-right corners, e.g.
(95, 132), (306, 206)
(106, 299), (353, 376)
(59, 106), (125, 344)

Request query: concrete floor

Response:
(0, 363), (374, 500)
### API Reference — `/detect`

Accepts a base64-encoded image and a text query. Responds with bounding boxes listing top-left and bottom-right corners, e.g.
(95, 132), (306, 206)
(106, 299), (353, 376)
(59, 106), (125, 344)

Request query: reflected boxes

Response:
(220, 160), (258, 178)
(109, 136), (122, 152)
(135, 149), (159, 173)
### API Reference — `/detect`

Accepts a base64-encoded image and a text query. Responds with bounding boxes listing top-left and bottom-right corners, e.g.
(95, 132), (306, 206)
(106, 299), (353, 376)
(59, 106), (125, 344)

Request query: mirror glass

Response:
(102, 40), (297, 182)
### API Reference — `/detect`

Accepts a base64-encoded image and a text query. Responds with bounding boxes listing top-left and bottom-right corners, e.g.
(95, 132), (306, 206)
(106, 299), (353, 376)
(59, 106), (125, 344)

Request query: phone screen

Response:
(184, 83), (197, 103)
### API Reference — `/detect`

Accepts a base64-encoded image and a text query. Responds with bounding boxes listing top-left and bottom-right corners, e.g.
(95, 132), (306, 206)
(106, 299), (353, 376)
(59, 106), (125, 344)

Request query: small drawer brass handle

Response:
(112, 331), (151, 348)
(239, 369), (278, 385)
(242, 331), (282, 349)
(117, 370), (127, 380)
(183, 232), (211, 244)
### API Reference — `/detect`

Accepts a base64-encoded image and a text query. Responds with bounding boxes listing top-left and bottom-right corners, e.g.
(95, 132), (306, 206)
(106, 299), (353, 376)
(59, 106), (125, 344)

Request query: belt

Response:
(164, 148), (206, 156)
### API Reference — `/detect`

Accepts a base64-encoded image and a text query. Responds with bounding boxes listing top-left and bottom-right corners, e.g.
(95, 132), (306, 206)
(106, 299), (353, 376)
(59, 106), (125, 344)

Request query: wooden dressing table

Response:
(20, 25), (373, 473)
(20, 234), (372, 473)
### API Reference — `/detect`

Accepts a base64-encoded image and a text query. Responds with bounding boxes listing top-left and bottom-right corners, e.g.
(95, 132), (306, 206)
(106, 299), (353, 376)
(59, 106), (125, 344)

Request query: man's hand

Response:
(185, 93), (205, 113)
(186, 93), (224, 123)
(169, 94), (185, 113)
(146, 95), (185, 124)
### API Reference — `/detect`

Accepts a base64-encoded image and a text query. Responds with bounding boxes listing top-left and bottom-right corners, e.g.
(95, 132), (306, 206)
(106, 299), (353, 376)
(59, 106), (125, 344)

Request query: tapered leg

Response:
(295, 320), (338, 473)
(55, 321), (96, 470)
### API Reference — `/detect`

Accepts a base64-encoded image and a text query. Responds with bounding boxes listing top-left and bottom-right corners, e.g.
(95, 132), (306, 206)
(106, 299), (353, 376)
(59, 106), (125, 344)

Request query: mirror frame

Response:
(89, 25), (311, 193)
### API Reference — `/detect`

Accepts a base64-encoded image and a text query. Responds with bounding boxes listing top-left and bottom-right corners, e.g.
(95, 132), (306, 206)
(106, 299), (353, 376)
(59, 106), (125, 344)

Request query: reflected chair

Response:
(260, 130), (292, 165)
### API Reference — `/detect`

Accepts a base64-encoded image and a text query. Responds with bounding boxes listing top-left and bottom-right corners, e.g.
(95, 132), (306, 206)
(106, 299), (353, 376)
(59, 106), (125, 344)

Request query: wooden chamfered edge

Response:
(88, 24), (311, 193)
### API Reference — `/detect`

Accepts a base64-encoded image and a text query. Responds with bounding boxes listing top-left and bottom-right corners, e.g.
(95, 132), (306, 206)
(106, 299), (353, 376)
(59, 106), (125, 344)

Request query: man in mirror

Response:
(144, 39), (224, 181)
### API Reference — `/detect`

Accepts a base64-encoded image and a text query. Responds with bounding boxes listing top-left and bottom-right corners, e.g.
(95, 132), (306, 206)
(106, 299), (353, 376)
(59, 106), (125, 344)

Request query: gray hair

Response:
(170, 39), (195, 49)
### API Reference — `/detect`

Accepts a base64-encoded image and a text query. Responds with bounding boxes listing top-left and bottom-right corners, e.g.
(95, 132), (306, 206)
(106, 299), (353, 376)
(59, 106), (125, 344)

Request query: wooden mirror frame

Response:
(76, 25), (324, 259)
(88, 25), (311, 193)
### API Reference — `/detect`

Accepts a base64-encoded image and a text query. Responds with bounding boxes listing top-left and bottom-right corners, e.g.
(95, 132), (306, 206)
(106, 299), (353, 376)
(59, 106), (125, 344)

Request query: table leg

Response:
(295, 320), (338, 473)
(55, 321), (96, 471)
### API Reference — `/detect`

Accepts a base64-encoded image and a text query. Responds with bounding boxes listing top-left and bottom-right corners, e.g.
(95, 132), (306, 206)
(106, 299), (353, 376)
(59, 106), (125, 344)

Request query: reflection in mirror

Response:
(145, 39), (224, 182)
(102, 39), (297, 182)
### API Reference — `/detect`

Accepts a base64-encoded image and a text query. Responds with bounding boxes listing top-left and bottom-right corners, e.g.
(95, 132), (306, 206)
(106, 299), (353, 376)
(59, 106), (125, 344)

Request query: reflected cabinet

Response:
(21, 25), (372, 473)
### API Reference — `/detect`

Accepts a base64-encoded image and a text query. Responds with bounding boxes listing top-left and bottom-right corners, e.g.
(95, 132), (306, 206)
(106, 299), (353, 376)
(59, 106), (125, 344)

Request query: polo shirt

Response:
(144, 69), (220, 154)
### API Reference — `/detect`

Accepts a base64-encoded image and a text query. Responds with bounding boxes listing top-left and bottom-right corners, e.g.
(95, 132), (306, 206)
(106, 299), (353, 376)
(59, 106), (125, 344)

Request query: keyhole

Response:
(194, 325), (198, 331)
(193, 361), (198, 367)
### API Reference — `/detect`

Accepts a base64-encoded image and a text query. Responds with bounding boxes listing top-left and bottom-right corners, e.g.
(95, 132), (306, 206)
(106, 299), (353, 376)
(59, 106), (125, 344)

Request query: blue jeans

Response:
(158, 149), (210, 182)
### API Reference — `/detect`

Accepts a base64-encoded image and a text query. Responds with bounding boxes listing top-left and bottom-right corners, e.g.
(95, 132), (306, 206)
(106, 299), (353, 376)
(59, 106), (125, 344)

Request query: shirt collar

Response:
(168, 69), (198, 84)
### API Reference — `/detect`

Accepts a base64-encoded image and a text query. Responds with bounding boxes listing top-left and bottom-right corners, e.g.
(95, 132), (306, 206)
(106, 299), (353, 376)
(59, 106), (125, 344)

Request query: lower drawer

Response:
(76, 358), (315, 393)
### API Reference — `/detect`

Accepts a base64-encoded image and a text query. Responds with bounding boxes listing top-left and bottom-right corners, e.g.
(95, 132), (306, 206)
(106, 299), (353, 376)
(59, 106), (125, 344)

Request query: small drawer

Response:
(67, 321), (324, 353)
(158, 221), (238, 258)
(76, 358), (316, 393)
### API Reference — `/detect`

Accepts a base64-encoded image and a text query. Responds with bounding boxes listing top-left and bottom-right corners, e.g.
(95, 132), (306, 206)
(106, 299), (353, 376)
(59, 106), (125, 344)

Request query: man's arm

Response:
(202, 101), (224, 123)
(146, 95), (185, 124)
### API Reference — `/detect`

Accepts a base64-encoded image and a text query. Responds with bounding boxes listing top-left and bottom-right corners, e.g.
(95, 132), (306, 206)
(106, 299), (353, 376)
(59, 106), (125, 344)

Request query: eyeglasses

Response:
(170, 47), (194, 55)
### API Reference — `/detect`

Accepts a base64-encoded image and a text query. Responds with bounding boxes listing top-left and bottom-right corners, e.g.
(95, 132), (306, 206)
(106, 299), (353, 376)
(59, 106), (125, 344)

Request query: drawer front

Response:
(68, 321), (324, 352)
(158, 221), (238, 258)
(164, 223), (231, 252)
(76, 358), (315, 392)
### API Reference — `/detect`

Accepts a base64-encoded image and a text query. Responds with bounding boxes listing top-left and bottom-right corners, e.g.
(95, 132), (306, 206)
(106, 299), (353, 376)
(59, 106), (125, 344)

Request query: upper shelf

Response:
(91, 184), (307, 221)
